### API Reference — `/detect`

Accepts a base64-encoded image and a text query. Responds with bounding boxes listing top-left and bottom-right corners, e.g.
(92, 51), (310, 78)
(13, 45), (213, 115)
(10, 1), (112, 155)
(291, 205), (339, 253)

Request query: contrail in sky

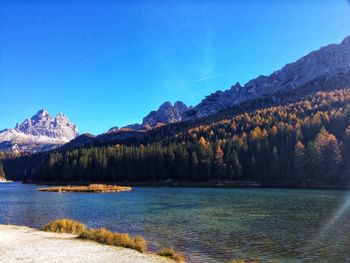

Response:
(195, 74), (224, 82)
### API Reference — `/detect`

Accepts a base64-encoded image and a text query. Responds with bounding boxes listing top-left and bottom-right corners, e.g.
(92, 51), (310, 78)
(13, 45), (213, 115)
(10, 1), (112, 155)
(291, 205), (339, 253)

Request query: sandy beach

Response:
(0, 225), (172, 263)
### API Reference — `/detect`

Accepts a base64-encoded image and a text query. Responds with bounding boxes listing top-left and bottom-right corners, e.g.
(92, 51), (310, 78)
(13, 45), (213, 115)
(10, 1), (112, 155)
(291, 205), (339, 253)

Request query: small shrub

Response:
(133, 236), (147, 253)
(157, 247), (184, 262)
(43, 219), (86, 235)
(79, 228), (147, 253)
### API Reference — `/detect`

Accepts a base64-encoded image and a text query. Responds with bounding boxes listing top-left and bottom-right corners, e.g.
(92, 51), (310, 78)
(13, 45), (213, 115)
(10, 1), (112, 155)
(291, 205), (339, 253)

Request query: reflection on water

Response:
(1, 183), (350, 262)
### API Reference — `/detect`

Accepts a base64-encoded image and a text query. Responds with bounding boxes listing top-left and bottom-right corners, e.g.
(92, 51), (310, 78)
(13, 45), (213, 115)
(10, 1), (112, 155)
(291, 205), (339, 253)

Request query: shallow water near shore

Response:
(1, 183), (350, 262)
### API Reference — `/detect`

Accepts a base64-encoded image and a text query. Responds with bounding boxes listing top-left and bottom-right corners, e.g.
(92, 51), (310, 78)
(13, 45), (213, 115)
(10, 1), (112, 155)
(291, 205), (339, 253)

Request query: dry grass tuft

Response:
(42, 219), (86, 235)
(79, 228), (147, 253)
(157, 247), (185, 262)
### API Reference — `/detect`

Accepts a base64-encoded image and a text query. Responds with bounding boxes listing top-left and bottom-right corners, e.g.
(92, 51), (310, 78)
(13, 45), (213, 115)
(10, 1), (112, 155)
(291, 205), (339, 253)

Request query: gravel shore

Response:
(0, 225), (172, 263)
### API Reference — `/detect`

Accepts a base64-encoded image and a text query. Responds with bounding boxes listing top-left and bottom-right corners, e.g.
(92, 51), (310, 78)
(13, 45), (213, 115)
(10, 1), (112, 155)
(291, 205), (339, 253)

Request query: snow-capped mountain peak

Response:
(1, 110), (78, 153)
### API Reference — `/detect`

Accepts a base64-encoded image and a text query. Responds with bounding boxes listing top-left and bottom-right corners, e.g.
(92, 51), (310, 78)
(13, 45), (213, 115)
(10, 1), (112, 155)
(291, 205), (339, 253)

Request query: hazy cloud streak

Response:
(195, 73), (224, 82)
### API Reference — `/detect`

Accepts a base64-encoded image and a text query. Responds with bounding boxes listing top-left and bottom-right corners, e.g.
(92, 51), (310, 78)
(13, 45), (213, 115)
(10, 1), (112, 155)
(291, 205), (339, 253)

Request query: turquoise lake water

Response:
(1, 183), (350, 262)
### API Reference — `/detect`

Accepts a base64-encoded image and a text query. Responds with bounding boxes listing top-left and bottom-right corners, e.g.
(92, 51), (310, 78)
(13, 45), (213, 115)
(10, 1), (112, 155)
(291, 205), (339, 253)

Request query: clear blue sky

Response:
(1, 0), (350, 135)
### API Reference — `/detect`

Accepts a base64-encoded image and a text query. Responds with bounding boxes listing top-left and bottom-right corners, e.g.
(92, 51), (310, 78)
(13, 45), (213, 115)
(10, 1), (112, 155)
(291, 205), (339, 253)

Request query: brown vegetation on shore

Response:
(38, 184), (132, 193)
(42, 219), (186, 261)
(79, 228), (147, 253)
(157, 247), (184, 262)
(43, 219), (87, 234)
(42, 219), (146, 253)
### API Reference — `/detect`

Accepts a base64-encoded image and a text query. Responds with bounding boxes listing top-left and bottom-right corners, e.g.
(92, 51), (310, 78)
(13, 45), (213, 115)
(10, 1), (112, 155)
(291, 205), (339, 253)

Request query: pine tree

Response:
(270, 146), (279, 179)
(343, 126), (350, 169)
(304, 141), (320, 185)
(294, 141), (305, 187)
(0, 161), (5, 179)
(314, 128), (342, 183)
(228, 148), (241, 181)
(190, 151), (199, 181)
(214, 144), (225, 180)
(166, 147), (176, 179)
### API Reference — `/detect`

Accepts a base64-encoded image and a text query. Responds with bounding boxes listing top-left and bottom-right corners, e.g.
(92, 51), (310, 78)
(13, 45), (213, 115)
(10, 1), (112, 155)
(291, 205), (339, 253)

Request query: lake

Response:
(1, 183), (350, 262)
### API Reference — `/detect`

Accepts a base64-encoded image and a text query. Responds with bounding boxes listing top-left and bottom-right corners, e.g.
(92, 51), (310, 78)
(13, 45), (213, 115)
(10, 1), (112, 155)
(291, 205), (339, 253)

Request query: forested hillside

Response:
(4, 88), (350, 187)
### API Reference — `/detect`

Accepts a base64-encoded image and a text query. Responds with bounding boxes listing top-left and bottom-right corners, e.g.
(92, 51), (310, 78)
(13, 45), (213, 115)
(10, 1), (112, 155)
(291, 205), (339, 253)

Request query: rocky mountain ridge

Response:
(184, 36), (350, 119)
(108, 36), (350, 132)
(142, 101), (189, 127)
(108, 101), (189, 132)
(0, 110), (78, 153)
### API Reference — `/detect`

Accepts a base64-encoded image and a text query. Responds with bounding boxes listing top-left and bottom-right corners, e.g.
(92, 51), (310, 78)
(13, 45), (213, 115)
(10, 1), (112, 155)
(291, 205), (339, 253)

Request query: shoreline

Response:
(18, 180), (350, 190)
(0, 224), (172, 263)
(0, 179), (13, 183)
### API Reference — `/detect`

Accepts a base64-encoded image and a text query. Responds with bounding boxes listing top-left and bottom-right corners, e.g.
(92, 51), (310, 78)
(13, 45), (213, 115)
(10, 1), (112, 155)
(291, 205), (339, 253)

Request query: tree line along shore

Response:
(2, 89), (350, 188)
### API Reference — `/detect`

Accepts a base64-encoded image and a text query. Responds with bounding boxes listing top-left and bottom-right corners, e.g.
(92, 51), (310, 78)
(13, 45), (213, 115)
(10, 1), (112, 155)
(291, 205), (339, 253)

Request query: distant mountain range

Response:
(108, 35), (350, 130)
(2, 36), (350, 153)
(0, 110), (78, 153)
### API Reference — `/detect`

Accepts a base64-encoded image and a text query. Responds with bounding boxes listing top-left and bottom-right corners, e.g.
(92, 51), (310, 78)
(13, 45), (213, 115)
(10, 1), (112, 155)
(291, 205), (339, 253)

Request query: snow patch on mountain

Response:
(0, 110), (78, 153)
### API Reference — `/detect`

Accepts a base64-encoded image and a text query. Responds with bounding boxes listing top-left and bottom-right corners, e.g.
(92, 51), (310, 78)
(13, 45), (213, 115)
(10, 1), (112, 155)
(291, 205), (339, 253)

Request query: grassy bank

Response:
(80, 228), (147, 253)
(43, 219), (86, 234)
(43, 219), (184, 262)
(157, 247), (184, 262)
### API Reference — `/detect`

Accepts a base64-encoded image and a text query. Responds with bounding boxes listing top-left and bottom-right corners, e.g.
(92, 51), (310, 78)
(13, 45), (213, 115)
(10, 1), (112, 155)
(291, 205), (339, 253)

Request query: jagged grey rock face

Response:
(108, 101), (189, 133)
(0, 110), (78, 153)
(185, 36), (350, 119)
(15, 110), (78, 140)
(142, 101), (189, 127)
(52, 113), (78, 140)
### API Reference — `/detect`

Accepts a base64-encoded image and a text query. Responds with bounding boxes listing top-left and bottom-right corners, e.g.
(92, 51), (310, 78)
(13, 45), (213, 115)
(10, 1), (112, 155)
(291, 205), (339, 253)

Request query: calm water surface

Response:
(1, 183), (350, 262)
